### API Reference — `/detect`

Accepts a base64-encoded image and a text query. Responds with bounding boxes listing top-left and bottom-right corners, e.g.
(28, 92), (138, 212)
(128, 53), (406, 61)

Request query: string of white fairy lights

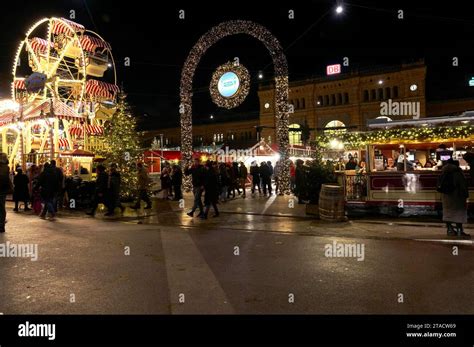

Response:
(180, 20), (290, 193)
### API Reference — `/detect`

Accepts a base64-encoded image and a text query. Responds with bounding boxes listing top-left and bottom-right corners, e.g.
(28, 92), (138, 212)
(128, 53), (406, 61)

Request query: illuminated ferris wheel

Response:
(11, 17), (118, 112)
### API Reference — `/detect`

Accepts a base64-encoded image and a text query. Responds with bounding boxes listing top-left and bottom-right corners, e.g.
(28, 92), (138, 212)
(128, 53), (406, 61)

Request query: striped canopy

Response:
(85, 79), (119, 99)
(51, 18), (85, 35)
(69, 124), (104, 137)
(80, 35), (111, 52)
(23, 99), (83, 121)
(29, 37), (53, 53)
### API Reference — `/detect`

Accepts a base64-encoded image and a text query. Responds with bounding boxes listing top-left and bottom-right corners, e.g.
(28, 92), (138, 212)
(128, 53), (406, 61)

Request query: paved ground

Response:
(0, 193), (472, 314)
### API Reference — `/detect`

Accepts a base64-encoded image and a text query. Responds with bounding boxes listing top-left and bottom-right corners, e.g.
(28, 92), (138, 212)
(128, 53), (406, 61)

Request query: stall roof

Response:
(368, 111), (474, 129)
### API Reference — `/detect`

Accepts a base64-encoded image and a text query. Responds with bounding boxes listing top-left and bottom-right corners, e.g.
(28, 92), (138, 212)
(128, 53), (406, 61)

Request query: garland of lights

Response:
(314, 125), (474, 149)
(180, 20), (290, 193)
(210, 62), (250, 109)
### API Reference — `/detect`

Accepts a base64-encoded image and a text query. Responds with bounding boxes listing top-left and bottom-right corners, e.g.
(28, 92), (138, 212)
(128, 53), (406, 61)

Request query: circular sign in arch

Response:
(180, 20), (290, 193)
(218, 72), (239, 97)
(210, 62), (250, 109)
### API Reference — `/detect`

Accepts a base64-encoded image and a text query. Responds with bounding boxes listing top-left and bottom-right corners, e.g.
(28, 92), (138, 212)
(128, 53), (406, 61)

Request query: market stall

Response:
(316, 114), (474, 216)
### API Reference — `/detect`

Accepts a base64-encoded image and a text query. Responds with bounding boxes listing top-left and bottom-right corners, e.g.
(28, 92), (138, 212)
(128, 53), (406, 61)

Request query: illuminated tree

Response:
(98, 92), (142, 200)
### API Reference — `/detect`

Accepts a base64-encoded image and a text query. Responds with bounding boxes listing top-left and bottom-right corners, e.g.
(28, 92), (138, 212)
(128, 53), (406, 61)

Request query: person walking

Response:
(13, 167), (30, 212)
(0, 153), (13, 232)
(267, 161), (274, 195)
(171, 164), (183, 201)
(38, 162), (59, 221)
(218, 163), (230, 202)
(105, 163), (124, 216)
(50, 160), (64, 212)
(239, 162), (248, 198)
(132, 162), (152, 209)
(250, 161), (261, 195)
(260, 162), (271, 196)
(86, 165), (108, 216)
(438, 159), (470, 238)
(185, 158), (205, 217)
(160, 162), (172, 200)
(202, 162), (219, 219)
(232, 162), (241, 196)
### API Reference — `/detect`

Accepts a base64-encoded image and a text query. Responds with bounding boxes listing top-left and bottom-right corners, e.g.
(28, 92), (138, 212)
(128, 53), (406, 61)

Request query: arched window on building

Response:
(324, 120), (347, 133)
(289, 123), (302, 146)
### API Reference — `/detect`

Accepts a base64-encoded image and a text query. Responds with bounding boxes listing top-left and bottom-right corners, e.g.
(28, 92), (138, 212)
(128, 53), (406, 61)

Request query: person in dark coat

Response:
(232, 162), (241, 196)
(105, 163), (124, 216)
(250, 161), (261, 195)
(185, 158), (205, 217)
(345, 157), (357, 170)
(38, 162), (59, 220)
(202, 162), (219, 219)
(439, 159), (470, 238)
(239, 162), (248, 198)
(295, 159), (307, 204)
(0, 153), (13, 232)
(87, 165), (108, 216)
(260, 162), (272, 196)
(13, 168), (30, 212)
(218, 163), (230, 202)
(171, 165), (183, 201)
(50, 160), (64, 211)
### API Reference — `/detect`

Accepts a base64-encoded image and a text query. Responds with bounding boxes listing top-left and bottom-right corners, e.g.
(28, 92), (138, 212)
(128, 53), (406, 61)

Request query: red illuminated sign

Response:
(326, 64), (341, 75)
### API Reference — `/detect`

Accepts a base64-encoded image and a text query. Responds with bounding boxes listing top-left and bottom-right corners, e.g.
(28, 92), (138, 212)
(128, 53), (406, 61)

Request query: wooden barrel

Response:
(318, 184), (345, 222)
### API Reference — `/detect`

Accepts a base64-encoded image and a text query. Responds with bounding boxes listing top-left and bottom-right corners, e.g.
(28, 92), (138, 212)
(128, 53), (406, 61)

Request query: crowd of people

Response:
(0, 151), (157, 233)
(182, 158), (283, 219)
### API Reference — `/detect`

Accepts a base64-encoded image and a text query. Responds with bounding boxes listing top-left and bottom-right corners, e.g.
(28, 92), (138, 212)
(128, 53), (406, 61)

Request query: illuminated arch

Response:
(180, 20), (289, 192)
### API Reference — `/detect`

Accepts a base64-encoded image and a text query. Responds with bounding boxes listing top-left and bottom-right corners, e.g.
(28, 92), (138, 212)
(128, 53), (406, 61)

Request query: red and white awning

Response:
(85, 79), (119, 99)
(79, 35), (111, 52)
(58, 138), (69, 148)
(23, 99), (83, 121)
(0, 112), (16, 126)
(12, 79), (26, 90)
(52, 18), (85, 35)
(69, 124), (104, 136)
(29, 37), (53, 53)
(44, 138), (70, 149)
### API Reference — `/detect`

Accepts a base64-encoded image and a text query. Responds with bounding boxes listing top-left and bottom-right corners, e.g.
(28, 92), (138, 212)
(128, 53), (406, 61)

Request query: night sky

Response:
(1, 0), (474, 130)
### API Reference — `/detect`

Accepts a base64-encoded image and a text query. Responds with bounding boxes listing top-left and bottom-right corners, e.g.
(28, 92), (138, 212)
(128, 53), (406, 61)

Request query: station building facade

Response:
(145, 62), (474, 149)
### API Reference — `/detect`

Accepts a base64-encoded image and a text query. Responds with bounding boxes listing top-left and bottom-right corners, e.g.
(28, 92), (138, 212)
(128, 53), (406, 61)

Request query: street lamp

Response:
(335, 5), (344, 14)
(258, 71), (263, 79)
